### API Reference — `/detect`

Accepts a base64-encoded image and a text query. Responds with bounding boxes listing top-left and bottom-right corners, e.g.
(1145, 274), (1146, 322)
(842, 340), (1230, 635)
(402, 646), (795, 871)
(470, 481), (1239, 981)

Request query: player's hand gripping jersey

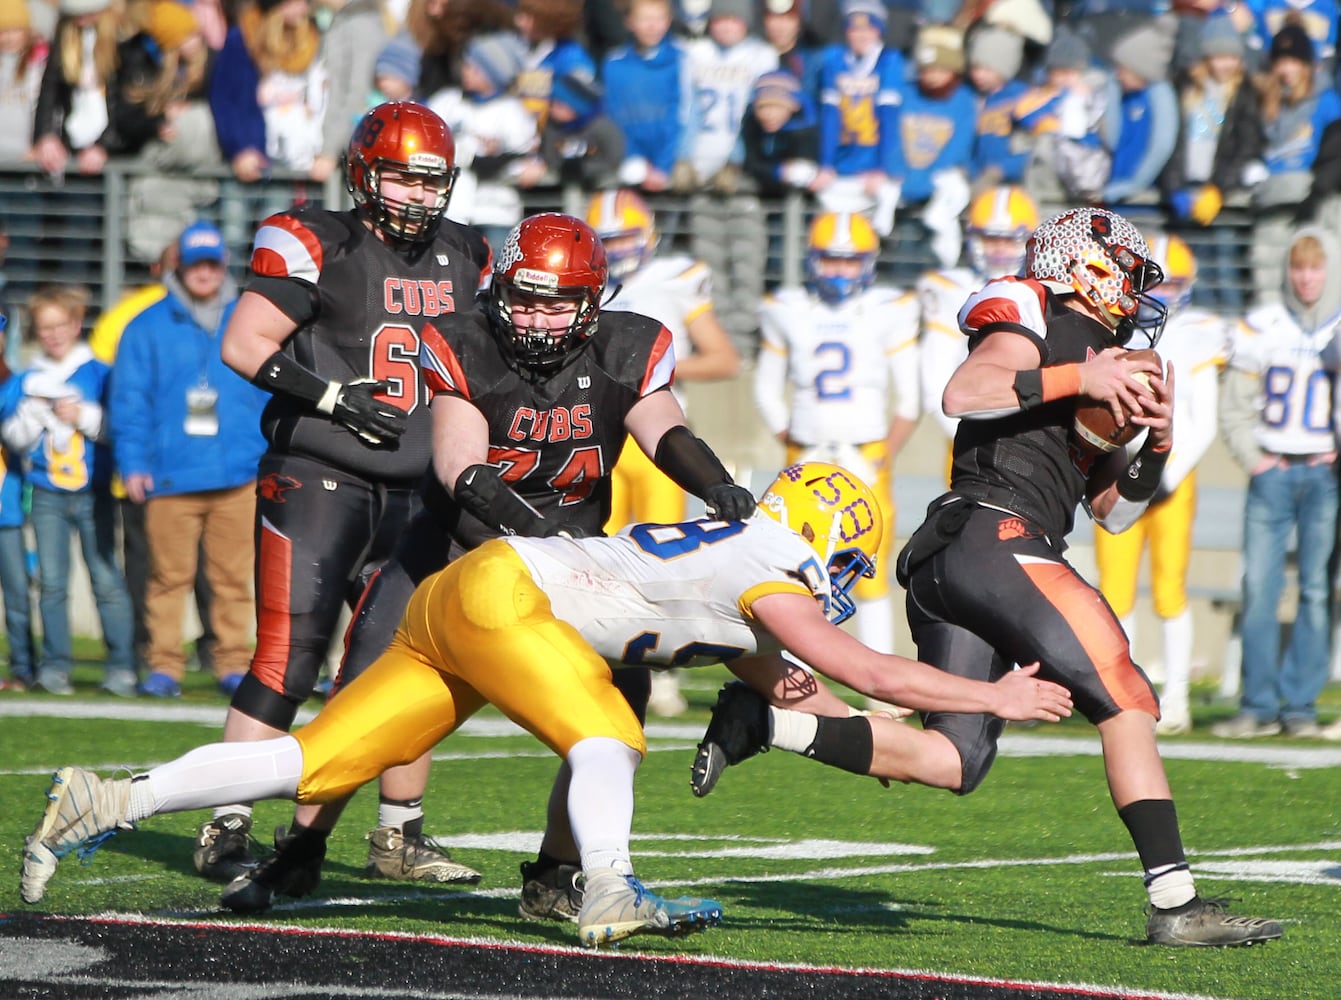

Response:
(421, 308), (677, 547)
(248, 203), (491, 481)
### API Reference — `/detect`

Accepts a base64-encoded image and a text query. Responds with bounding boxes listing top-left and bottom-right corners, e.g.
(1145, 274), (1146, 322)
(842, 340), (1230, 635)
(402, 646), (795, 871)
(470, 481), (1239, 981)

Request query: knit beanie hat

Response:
(1198, 12), (1243, 58)
(0, 0), (30, 30)
(374, 33), (421, 87)
(1270, 22), (1315, 64)
(1044, 25), (1090, 71)
(915, 23), (966, 74)
(709, 0), (752, 21)
(842, 0), (886, 32)
(58, 0), (110, 17)
(145, 0), (198, 50)
(752, 70), (802, 110)
(763, 0), (800, 15)
(464, 31), (526, 93)
(968, 24), (1024, 80)
(1110, 19), (1175, 82)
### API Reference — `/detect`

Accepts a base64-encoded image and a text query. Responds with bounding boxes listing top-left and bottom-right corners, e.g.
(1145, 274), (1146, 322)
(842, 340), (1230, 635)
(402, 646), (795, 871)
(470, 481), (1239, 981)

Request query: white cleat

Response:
(21, 767), (133, 904)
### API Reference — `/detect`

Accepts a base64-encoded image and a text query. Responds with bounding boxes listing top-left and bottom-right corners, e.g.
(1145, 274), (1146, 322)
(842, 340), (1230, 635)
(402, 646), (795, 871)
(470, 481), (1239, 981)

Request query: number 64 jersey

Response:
(507, 515), (829, 667)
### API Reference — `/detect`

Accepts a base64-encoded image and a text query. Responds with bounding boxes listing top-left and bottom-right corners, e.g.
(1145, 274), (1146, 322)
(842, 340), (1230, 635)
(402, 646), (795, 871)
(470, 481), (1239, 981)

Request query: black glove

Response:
(704, 482), (756, 521)
(323, 379), (407, 445)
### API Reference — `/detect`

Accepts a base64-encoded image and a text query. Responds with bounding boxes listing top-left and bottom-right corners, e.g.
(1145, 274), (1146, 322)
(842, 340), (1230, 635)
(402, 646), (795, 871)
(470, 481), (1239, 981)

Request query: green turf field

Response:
(3, 663), (1339, 1000)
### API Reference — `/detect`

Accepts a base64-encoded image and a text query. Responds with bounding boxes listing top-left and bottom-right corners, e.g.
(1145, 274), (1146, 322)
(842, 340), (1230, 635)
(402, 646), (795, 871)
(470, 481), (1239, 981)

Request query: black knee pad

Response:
(231, 671), (303, 731)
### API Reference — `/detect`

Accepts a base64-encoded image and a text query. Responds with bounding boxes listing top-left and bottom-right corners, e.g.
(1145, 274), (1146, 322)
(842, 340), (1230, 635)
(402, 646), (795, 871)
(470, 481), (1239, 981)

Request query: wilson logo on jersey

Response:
(436, 254), (449, 265)
(506, 405), (594, 443)
(383, 278), (456, 317)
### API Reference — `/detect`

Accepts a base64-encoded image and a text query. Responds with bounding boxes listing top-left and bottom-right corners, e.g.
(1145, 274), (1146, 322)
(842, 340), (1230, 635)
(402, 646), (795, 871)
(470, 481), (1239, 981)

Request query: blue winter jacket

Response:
(110, 290), (267, 498)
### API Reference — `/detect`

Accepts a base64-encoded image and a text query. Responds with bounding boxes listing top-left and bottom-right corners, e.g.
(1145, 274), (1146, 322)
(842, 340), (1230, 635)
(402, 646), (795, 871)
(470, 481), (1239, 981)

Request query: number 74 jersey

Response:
(507, 515), (828, 667)
(756, 285), (921, 446)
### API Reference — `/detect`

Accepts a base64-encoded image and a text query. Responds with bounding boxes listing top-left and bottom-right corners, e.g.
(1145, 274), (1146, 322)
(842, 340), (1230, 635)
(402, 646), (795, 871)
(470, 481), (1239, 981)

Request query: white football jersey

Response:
(916, 267), (980, 442)
(755, 285), (920, 446)
(682, 36), (779, 179)
(1156, 306), (1228, 491)
(1229, 302), (1337, 455)
(604, 255), (713, 407)
(506, 516), (827, 667)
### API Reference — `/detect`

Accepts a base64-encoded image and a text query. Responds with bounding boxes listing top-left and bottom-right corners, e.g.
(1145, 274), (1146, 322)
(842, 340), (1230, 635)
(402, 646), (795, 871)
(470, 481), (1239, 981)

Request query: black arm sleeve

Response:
(653, 424), (733, 497)
(251, 351), (329, 406)
(453, 464), (552, 537)
(245, 274), (320, 326)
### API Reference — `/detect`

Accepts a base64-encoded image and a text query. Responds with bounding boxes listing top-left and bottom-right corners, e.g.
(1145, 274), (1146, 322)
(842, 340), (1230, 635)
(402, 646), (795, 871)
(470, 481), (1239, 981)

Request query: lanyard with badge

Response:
(185, 335), (219, 436)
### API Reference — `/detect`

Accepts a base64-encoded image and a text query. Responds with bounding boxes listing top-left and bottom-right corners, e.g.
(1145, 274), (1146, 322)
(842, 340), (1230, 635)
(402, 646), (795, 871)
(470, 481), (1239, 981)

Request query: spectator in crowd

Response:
(0, 0), (46, 165)
(586, 188), (741, 715)
(0, 284), (135, 698)
(370, 33), (421, 104)
(742, 69), (820, 198)
(110, 221), (268, 700)
(601, 0), (683, 195)
(0, 312), (36, 691)
(1101, 15), (1180, 204)
(754, 211), (920, 664)
(123, 0), (222, 264)
(1093, 232), (1226, 736)
(1215, 226), (1340, 739)
(209, 0), (328, 182)
(899, 23), (976, 269)
(430, 30), (534, 250)
(761, 0), (821, 98)
(1244, 21), (1341, 304)
(312, 0), (408, 184)
(677, 0), (778, 357)
(411, 0), (513, 99)
(513, 0), (595, 135)
(30, 0), (138, 177)
(813, 0), (904, 237)
(967, 24), (1032, 192)
(518, 72), (624, 190)
(1016, 25), (1112, 204)
(1161, 13), (1263, 312)
(1249, 0), (1336, 73)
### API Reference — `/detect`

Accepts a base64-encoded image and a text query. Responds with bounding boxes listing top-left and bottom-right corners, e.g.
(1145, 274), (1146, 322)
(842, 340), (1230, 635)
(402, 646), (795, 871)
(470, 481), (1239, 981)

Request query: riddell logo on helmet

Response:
(407, 152), (447, 170)
(515, 268), (559, 289)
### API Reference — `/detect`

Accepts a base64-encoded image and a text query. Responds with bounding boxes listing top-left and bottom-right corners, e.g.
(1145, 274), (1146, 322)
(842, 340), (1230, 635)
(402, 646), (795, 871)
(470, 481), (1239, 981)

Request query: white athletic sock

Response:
(377, 801), (424, 831)
(142, 737), (303, 818)
(567, 737), (638, 877)
(855, 596), (895, 655)
(1147, 864), (1196, 910)
(1161, 609), (1193, 711)
(768, 706), (818, 754)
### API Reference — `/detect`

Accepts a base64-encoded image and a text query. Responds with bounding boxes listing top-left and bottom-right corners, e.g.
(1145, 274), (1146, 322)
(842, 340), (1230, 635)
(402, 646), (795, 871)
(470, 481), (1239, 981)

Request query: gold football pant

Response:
(605, 436), (687, 533)
(1093, 474), (1196, 620)
(786, 440), (894, 601)
(293, 540), (647, 803)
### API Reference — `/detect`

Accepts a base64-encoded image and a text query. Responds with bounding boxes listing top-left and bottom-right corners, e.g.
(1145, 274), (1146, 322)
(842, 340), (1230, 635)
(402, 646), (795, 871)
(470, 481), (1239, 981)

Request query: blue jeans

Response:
(1239, 461), (1338, 724)
(30, 487), (133, 679)
(0, 525), (36, 681)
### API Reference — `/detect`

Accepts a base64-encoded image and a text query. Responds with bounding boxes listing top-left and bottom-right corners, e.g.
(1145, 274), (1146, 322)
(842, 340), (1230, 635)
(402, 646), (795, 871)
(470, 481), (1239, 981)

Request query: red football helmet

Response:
(344, 102), (458, 245)
(488, 213), (609, 371)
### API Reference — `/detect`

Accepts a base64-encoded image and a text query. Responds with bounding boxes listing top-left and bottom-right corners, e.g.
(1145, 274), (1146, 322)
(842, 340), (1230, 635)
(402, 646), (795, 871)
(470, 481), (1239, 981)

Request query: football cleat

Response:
(577, 869), (723, 948)
(518, 858), (584, 922)
(220, 824), (326, 914)
(1145, 897), (1283, 947)
(364, 826), (482, 884)
(194, 813), (259, 882)
(21, 767), (133, 903)
(691, 681), (771, 798)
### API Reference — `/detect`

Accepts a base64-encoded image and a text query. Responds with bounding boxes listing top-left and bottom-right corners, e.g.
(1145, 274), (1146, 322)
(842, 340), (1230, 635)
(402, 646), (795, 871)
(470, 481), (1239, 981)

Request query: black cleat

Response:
(1145, 897), (1284, 947)
(220, 825), (326, 915)
(691, 681), (770, 798)
(518, 858), (583, 922)
(193, 813), (259, 883)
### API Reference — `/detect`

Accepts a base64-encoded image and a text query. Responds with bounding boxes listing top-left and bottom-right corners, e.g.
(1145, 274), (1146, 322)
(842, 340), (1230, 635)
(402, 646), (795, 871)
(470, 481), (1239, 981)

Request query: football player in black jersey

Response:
(217, 212), (757, 914)
(695, 208), (1284, 948)
(194, 102), (493, 885)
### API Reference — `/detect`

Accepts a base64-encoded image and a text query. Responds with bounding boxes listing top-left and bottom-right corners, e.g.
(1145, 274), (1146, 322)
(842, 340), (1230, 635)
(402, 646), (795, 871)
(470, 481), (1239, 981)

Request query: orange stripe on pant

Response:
(250, 521), (293, 694)
(1019, 558), (1159, 716)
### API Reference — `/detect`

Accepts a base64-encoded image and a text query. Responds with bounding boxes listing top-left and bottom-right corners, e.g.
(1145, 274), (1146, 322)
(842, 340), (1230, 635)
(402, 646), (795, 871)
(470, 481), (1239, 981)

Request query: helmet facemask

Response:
(351, 155), (458, 246)
(489, 275), (601, 374)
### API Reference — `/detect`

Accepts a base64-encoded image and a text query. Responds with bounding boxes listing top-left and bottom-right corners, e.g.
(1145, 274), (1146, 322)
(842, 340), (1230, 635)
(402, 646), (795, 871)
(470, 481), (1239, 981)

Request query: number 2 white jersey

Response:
(505, 516), (826, 667)
(603, 255), (713, 408)
(755, 285), (920, 446)
(1229, 302), (1337, 455)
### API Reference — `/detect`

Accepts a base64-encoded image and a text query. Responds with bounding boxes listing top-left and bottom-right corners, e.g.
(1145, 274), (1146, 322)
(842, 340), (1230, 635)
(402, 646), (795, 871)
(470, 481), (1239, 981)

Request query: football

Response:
(1071, 348), (1162, 455)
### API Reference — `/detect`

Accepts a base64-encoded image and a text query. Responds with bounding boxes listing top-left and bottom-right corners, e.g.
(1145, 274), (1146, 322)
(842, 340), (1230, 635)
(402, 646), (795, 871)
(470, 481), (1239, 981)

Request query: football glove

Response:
(317, 378), (407, 445)
(704, 482), (756, 521)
